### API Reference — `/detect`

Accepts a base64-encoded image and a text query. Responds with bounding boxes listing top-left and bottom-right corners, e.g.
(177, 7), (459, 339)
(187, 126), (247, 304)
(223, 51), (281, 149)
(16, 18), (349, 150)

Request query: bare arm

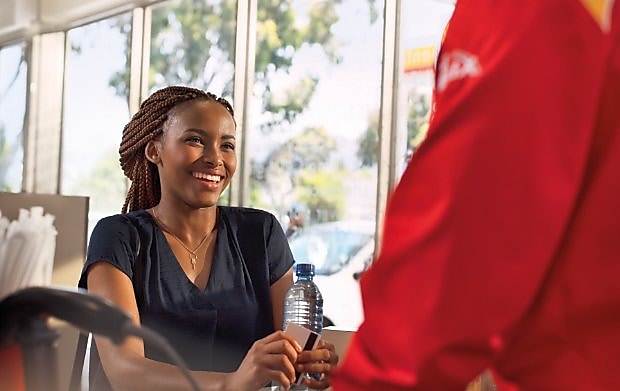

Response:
(270, 268), (294, 330)
(87, 262), (300, 391)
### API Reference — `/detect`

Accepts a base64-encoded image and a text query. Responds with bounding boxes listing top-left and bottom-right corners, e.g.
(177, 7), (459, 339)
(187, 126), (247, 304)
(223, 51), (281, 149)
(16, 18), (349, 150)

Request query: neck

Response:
(150, 204), (218, 243)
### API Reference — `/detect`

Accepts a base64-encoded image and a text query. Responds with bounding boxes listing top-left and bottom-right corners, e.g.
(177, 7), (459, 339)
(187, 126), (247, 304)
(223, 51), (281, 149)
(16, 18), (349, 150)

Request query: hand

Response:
(295, 340), (339, 390)
(225, 331), (302, 391)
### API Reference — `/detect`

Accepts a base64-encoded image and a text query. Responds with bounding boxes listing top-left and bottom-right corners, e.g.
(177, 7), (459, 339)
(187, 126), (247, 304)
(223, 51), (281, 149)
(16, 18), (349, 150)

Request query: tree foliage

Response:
(74, 148), (127, 212)
(297, 169), (345, 223)
(252, 126), (338, 214)
(108, 0), (348, 128)
(356, 88), (432, 167)
(407, 90), (431, 152)
(356, 111), (379, 168)
(0, 123), (10, 191)
(99, 0), (380, 218)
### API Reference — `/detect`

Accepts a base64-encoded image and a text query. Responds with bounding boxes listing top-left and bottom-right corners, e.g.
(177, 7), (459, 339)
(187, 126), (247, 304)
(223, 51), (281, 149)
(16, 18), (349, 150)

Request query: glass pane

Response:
(0, 43), (27, 192)
(252, 0), (384, 330)
(396, 0), (454, 177)
(61, 14), (132, 234)
(147, 0), (237, 207)
(147, 0), (237, 97)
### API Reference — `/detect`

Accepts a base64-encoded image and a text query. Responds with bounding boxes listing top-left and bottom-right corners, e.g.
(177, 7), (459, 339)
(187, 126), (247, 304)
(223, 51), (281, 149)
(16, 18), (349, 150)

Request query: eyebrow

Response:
(185, 128), (236, 140)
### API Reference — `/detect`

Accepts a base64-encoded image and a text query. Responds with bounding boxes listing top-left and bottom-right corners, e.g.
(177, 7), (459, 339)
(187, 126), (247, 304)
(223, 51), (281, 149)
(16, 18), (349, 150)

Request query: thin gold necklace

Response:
(151, 208), (214, 270)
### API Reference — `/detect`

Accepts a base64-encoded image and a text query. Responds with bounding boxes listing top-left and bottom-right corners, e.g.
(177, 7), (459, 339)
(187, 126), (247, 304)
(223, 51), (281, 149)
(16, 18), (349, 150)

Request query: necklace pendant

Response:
(190, 253), (197, 270)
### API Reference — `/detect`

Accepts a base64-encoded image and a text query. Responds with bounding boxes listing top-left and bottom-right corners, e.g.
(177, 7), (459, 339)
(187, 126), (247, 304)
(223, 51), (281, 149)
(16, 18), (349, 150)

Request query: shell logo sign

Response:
(403, 45), (437, 73)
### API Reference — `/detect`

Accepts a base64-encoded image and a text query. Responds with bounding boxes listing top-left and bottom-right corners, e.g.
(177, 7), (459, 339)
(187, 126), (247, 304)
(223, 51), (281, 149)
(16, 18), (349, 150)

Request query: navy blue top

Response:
(79, 207), (294, 382)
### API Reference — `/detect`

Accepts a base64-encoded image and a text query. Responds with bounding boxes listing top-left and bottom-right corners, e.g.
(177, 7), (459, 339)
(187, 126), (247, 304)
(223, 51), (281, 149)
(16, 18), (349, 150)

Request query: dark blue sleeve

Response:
(78, 214), (140, 289)
(265, 212), (295, 285)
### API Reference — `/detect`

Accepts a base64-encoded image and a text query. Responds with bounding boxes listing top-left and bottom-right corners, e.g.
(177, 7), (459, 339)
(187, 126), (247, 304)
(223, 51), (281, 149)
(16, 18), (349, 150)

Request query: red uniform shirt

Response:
(332, 0), (620, 390)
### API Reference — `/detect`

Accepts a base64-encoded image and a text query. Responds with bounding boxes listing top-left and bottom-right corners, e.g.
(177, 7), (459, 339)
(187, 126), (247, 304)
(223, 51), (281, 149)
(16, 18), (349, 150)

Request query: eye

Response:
(185, 136), (203, 145)
(222, 142), (236, 151)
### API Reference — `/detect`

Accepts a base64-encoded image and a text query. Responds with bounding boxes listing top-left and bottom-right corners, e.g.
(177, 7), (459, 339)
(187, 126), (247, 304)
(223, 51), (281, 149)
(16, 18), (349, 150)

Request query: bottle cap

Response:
(295, 263), (315, 276)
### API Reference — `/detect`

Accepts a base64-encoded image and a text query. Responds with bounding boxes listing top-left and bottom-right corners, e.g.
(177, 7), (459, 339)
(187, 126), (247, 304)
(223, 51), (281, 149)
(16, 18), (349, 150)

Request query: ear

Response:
(145, 140), (161, 164)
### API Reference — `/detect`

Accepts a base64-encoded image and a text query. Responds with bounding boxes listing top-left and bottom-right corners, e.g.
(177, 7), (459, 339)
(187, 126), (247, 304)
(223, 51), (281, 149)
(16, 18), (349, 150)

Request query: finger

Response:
(262, 339), (300, 364)
(323, 341), (336, 353)
(297, 347), (330, 363)
(260, 351), (297, 382)
(302, 374), (331, 390)
(320, 341), (339, 365)
(267, 369), (292, 390)
(247, 357), (295, 388)
(296, 361), (332, 376)
(263, 330), (304, 354)
(328, 345), (339, 365)
(317, 339), (328, 348)
(248, 339), (298, 383)
(319, 341), (338, 358)
(280, 332), (304, 353)
(260, 330), (301, 350)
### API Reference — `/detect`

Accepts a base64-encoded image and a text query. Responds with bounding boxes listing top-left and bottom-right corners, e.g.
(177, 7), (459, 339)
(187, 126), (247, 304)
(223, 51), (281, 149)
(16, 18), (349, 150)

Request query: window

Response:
(61, 14), (132, 233)
(396, 0), (454, 177)
(146, 0), (237, 205)
(0, 43), (27, 192)
(147, 0), (237, 96)
(251, 0), (384, 330)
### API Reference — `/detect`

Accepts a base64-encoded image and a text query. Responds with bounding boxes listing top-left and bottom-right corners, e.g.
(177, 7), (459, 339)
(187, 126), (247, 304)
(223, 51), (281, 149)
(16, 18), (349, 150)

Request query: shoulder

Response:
(219, 206), (288, 243)
(219, 206), (279, 227)
(92, 213), (130, 232)
(91, 210), (152, 240)
(93, 210), (149, 227)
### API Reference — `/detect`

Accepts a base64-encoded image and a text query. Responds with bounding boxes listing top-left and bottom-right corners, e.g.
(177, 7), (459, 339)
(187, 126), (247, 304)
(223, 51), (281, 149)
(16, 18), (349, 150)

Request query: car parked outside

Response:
(288, 220), (375, 330)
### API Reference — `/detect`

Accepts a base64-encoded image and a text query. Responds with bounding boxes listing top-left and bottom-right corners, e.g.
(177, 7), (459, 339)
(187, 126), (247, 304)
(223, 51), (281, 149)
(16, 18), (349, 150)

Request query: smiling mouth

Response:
(192, 172), (223, 183)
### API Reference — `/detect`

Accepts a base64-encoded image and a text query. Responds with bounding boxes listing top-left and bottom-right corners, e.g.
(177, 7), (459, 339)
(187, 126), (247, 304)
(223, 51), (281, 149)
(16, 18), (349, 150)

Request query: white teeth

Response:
(193, 172), (221, 182)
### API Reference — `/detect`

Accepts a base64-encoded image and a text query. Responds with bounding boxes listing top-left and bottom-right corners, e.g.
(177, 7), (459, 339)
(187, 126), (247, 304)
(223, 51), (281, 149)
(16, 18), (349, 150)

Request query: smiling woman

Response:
(118, 86), (236, 213)
(76, 86), (339, 391)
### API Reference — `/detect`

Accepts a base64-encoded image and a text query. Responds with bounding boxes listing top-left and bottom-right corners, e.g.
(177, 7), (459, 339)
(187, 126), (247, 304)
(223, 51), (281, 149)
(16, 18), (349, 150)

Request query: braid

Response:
(119, 86), (235, 213)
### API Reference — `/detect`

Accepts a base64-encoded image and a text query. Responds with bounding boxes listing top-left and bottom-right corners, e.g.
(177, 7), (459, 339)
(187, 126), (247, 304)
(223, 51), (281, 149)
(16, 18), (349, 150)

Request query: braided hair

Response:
(119, 85), (235, 213)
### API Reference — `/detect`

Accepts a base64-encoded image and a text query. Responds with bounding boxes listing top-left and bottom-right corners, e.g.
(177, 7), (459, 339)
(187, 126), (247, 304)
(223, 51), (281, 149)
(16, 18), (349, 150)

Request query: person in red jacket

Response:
(332, 0), (620, 390)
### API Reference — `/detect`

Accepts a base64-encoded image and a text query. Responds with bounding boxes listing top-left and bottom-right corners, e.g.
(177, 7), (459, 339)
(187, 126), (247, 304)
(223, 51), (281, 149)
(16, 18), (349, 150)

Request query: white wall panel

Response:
(0, 0), (37, 37)
(25, 32), (65, 193)
(38, 0), (161, 27)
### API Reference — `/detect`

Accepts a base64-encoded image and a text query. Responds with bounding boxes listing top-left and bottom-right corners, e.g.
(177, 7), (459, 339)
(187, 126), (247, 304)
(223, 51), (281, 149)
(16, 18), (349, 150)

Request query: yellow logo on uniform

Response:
(579, 0), (616, 31)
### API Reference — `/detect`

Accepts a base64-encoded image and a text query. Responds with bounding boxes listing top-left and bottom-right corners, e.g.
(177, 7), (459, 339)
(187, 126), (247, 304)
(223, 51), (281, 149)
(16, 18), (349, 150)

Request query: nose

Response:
(202, 143), (223, 167)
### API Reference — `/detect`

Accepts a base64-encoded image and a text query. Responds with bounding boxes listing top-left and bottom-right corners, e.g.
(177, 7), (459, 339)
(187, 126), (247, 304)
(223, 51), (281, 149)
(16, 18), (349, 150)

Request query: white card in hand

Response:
(284, 323), (321, 384)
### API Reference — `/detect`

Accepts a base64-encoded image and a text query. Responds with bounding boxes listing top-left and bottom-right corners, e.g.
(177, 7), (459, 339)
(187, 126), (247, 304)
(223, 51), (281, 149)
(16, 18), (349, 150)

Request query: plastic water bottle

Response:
(283, 263), (323, 334)
(282, 263), (323, 390)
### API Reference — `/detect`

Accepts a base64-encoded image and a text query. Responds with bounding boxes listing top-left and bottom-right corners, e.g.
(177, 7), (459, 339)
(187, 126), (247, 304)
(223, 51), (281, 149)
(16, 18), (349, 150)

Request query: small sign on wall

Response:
(403, 45), (437, 73)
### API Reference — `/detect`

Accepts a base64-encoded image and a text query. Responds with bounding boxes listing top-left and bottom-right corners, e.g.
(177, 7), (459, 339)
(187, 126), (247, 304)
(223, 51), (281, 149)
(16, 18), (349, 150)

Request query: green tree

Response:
(106, 0), (365, 127)
(407, 90), (431, 153)
(73, 148), (127, 212)
(0, 123), (11, 191)
(355, 89), (432, 168)
(297, 169), (345, 223)
(252, 126), (337, 215)
(99, 0), (379, 213)
(356, 111), (379, 168)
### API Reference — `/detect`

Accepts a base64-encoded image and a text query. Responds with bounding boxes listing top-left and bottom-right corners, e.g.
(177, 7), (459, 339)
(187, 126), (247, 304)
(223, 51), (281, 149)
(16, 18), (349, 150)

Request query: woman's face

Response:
(151, 99), (237, 209)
